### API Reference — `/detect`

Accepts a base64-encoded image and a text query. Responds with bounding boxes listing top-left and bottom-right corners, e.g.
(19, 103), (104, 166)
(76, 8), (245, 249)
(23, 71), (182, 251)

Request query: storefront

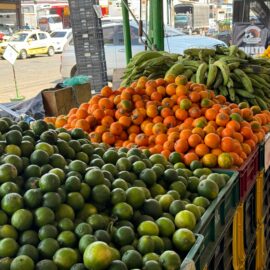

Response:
(0, 0), (21, 28)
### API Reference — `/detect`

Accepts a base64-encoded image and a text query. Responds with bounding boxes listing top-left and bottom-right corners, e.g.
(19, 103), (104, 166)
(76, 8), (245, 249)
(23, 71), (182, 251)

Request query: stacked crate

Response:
(68, 0), (108, 92)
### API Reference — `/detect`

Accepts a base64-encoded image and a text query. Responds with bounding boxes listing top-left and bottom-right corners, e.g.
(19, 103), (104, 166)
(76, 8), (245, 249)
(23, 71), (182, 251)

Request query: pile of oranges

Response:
(45, 75), (270, 169)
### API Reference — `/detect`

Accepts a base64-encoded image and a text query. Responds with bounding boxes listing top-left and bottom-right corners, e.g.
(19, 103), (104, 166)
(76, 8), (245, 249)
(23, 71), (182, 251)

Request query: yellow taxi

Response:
(0, 30), (55, 59)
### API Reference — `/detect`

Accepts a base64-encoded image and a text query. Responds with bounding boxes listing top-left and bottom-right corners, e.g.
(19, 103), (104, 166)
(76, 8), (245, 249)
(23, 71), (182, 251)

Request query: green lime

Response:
(126, 187), (145, 209)
(0, 257), (12, 270)
(132, 161), (147, 175)
(112, 202), (133, 220)
(1, 193), (23, 214)
(0, 238), (19, 257)
(23, 188), (43, 209)
(58, 218), (74, 231)
(39, 173), (60, 192)
(57, 231), (77, 247)
(34, 207), (55, 227)
(30, 150), (49, 166)
(185, 204), (201, 220)
(36, 259), (58, 270)
(158, 194), (174, 211)
(169, 152), (182, 164)
(65, 176), (81, 192)
(138, 221), (159, 236)
(169, 200), (185, 216)
(92, 184), (110, 204)
(0, 163), (17, 183)
(53, 247), (78, 269)
(38, 238), (60, 259)
(43, 192), (61, 209)
(149, 184), (166, 197)
(67, 192), (85, 211)
(79, 234), (97, 253)
(38, 224), (58, 240)
(140, 169), (157, 186)
(0, 182), (19, 197)
(143, 253), (160, 264)
(175, 210), (196, 230)
(10, 255), (34, 270)
(156, 217), (175, 237)
(84, 169), (105, 186)
(75, 223), (93, 238)
(19, 230), (39, 246)
(112, 178), (129, 190)
(55, 204), (75, 221)
(0, 224), (18, 239)
(137, 235), (155, 255)
(198, 179), (219, 200)
(49, 154), (67, 169)
(108, 260), (128, 270)
(159, 250), (181, 270)
(0, 210), (8, 225)
(11, 209), (33, 231)
(142, 199), (162, 219)
(17, 244), (39, 262)
(113, 226), (135, 246)
(87, 214), (107, 230)
(110, 188), (126, 205)
(172, 228), (195, 252)
(122, 250), (143, 269)
(83, 241), (112, 270)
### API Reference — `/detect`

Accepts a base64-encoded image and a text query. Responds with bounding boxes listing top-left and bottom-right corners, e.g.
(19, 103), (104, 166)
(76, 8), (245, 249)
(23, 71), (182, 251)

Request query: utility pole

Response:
(152, 0), (164, 50)
(121, 0), (132, 64)
(16, 0), (22, 29)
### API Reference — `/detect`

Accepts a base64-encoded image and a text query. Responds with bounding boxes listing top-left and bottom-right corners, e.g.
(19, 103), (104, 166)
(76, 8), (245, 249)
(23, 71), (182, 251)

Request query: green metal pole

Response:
(152, 0), (164, 51)
(121, 0), (132, 64)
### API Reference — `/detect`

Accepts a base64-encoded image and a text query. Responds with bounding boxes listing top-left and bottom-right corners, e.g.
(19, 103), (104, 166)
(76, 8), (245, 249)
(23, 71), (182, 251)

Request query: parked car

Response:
(61, 22), (227, 79)
(50, 29), (72, 53)
(0, 30), (55, 59)
(0, 24), (13, 42)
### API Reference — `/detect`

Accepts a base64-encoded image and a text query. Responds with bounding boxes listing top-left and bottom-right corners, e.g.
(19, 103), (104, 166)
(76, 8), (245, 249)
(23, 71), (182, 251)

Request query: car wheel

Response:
(48, 46), (55, 56)
(70, 65), (78, 77)
(20, 50), (27, 60)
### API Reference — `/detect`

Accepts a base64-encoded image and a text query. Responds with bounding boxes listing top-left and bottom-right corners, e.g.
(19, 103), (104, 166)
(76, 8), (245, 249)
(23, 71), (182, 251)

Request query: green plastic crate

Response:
(194, 170), (239, 267)
(180, 234), (204, 270)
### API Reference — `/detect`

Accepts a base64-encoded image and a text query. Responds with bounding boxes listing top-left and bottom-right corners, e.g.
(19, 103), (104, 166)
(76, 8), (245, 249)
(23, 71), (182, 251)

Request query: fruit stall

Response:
(0, 43), (270, 270)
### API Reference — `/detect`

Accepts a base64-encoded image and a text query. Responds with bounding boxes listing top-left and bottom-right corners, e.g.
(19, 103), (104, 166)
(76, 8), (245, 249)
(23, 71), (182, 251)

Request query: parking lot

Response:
(0, 54), (62, 103)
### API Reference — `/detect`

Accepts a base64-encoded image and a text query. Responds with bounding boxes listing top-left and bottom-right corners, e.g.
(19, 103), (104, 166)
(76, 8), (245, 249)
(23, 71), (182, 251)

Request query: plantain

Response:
(228, 62), (240, 70)
(234, 95), (240, 103)
(214, 60), (230, 85)
(190, 74), (196, 83)
(206, 64), (218, 88)
(256, 96), (268, 110)
(249, 78), (263, 89)
(213, 71), (223, 89)
(254, 88), (265, 98)
(184, 48), (216, 57)
(233, 69), (253, 93)
(182, 69), (194, 79)
(248, 74), (270, 88)
(235, 89), (255, 98)
(228, 88), (236, 101)
(196, 63), (208, 84)
(229, 45), (238, 56)
(219, 86), (228, 97)
(134, 51), (163, 66)
(178, 59), (201, 68)
(165, 62), (185, 77)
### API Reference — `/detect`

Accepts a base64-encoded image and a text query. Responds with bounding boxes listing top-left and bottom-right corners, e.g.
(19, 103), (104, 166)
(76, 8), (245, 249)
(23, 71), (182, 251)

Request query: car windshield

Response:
(51, 31), (67, 38)
(10, 33), (28, 42)
(164, 26), (186, 37)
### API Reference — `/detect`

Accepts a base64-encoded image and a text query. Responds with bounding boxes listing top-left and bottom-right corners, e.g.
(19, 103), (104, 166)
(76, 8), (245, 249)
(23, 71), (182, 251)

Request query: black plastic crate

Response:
(207, 217), (234, 270)
(244, 185), (256, 250)
(245, 235), (256, 270)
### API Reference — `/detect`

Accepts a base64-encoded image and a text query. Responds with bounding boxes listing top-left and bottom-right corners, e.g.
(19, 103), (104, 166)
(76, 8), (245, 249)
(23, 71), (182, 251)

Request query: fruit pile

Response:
(121, 47), (270, 109)
(0, 117), (230, 269)
(45, 75), (270, 169)
(262, 46), (270, 58)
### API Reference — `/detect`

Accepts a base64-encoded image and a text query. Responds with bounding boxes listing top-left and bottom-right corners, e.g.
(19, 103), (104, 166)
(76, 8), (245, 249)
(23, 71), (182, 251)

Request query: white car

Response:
(50, 29), (72, 53)
(0, 30), (55, 59)
(61, 22), (226, 79)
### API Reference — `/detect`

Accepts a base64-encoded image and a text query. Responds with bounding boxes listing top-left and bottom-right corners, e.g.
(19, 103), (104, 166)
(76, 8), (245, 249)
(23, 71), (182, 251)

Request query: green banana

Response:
(254, 88), (265, 98)
(196, 63), (208, 84)
(235, 89), (255, 98)
(182, 69), (194, 79)
(190, 74), (196, 83)
(213, 72), (223, 89)
(233, 69), (253, 93)
(165, 63), (185, 76)
(178, 59), (201, 68)
(229, 45), (238, 56)
(206, 64), (218, 88)
(228, 62), (240, 70)
(248, 74), (270, 88)
(256, 96), (268, 110)
(134, 51), (163, 66)
(219, 86), (228, 97)
(214, 60), (230, 85)
(184, 48), (216, 57)
(228, 88), (236, 101)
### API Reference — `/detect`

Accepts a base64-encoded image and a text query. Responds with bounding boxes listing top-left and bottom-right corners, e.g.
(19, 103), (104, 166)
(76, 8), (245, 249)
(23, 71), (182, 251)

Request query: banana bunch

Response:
(121, 46), (270, 109)
(121, 51), (179, 86)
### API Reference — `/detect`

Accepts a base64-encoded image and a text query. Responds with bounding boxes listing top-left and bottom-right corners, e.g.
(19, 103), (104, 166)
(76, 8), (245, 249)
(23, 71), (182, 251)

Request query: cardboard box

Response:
(42, 83), (91, 116)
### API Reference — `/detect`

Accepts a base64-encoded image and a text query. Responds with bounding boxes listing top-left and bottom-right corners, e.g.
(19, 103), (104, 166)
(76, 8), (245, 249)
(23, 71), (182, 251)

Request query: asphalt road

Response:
(0, 54), (62, 103)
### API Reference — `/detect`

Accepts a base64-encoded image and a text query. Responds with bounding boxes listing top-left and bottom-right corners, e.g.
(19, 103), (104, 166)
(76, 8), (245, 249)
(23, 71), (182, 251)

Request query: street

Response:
(0, 55), (62, 103)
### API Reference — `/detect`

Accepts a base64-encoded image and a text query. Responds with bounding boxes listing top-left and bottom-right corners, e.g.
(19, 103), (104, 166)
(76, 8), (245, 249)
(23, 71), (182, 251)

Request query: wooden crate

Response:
(42, 83), (91, 116)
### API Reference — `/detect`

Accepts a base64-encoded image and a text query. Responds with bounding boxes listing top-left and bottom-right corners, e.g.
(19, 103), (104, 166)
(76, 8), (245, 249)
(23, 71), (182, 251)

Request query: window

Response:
(114, 25), (140, 45)
(22, 6), (35, 14)
(51, 31), (66, 38)
(38, 33), (47, 40)
(103, 26), (114, 45)
(29, 34), (38, 41)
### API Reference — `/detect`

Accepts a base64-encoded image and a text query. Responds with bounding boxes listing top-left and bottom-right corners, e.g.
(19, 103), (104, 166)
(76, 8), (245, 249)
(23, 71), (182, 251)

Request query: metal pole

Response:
(121, 0), (132, 64)
(149, 0), (154, 45)
(10, 65), (25, 101)
(152, 0), (164, 50)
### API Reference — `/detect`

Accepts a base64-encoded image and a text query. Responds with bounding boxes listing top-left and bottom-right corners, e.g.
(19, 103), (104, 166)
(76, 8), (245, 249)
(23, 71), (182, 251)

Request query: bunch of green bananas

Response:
(178, 46), (270, 109)
(121, 51), (179, 86)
